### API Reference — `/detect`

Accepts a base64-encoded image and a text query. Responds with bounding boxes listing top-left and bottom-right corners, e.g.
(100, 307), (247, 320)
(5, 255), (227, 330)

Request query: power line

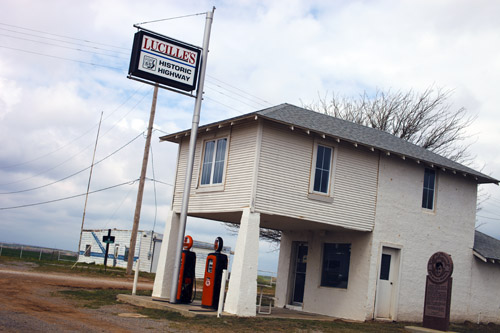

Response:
(207, 74), (272, 106)
(0, 45), (125, 71)
(0, 179), (139, 210)
(135, 12), (207, 26)
(477, 214), (500, 221)
(203, 95), (247, 115)
(205, 82), (267, 110)
(488, 196), (500, 204)
(0, 22), (128, 50)
(1, 22), (275, 113)
(0, 32), (128, 58)
(99, 88), (153, 138)
(0, 132), (144, 194)
(0, 89), (151, 186)
(104, 183), (136, 229)
(1, 85), (148, 170)
(145, 177), (173, 186)
(0, 140), (95, 187)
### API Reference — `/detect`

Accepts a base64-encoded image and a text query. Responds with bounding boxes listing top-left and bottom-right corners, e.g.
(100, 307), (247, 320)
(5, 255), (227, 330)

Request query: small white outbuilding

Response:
(77, 229), (162, 273)
(77, 229), (231, 276)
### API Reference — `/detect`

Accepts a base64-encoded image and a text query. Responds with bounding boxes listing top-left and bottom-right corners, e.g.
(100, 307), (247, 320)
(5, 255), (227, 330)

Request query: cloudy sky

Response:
(1, 0), (499, 273)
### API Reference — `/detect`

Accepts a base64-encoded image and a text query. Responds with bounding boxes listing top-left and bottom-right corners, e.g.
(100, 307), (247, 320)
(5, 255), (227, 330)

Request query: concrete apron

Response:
(117, 294), (339, 321)
(405, 326), (457, 333)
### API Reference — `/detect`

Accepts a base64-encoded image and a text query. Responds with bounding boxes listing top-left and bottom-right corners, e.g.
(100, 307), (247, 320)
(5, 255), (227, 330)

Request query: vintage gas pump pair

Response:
(176, 235), (228, 309)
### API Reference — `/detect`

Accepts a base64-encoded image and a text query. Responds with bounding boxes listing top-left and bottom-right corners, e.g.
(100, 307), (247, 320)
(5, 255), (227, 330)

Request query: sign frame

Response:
(102, 235), (115, 244)
(128, 29), (202, 92)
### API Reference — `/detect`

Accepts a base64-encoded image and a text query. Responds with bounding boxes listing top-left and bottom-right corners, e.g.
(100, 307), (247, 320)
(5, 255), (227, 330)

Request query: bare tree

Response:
(302, 87), (476, 163)
(224, 223), (281, 244)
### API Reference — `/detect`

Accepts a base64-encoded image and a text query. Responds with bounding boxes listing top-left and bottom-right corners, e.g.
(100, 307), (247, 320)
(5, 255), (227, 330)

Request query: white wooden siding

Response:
(172, 122), (258, 213)
(255, 122), (378, 231)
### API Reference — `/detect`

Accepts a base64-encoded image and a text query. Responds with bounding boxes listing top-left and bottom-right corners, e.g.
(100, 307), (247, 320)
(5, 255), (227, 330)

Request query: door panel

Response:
(375, 247), (400, 319)
(291, 242), (308, 304)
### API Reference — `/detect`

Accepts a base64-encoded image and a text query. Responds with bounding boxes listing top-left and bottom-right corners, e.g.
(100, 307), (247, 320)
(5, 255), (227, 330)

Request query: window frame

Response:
(320, 243), (351, 289)
(84, 244), (91, 257)
(198, 136), (229, 189)
(308, 140), (337, 200)
(422, 167), (437, 210)
(124, 246), (129, 261)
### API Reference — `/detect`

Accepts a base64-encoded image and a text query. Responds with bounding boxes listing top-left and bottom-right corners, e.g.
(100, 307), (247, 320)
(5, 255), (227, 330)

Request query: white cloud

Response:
(0, 0), (499, 273)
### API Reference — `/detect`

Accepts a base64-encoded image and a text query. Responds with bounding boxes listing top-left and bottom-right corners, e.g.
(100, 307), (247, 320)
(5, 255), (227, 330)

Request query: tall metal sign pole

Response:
(169, 8), (215, 303)
(126, 83), (159, 274)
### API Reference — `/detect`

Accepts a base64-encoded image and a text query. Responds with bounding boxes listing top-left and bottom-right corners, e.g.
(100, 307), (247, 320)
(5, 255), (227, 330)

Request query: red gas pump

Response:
(201, 237), (228, 309)
(176, 235), (196, 303)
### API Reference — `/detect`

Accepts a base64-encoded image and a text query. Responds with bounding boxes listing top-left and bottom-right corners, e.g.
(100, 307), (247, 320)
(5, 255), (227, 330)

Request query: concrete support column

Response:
(274, 230), (292, 308)
(152, 210), (181, 299)
(224, 208), (260, 316)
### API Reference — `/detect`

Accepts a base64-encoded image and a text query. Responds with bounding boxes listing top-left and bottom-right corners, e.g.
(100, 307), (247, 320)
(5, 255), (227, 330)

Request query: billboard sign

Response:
(128, 30), (202, 92)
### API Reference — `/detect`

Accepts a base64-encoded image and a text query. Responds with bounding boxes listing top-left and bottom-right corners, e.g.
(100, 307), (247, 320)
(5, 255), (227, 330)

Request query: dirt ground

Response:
(1, 260), (496, 333)
(0, 261), (178, 332)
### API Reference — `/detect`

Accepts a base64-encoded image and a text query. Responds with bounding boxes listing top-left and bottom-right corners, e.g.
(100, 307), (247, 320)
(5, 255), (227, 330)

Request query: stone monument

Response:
(423, 251), (454, 331)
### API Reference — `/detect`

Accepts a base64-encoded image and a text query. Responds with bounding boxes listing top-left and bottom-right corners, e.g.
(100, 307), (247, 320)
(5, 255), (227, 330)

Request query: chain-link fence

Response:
(0, 243), (77, 262)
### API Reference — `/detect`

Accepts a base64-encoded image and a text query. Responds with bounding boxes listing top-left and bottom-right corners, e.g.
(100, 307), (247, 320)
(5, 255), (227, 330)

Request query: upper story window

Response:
(313, 144), (333, 194)
(422, 168), (436, 210)
(200, 137), (228, 186)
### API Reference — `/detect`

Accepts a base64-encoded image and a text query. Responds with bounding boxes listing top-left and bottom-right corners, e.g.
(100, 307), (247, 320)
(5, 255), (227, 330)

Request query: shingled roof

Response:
(474, 230), (500, 263)
(160, 103), (498, 184)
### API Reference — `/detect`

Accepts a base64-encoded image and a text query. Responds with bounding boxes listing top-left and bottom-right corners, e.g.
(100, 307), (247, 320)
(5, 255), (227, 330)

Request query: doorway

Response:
(375, 246), (401, 320)
(290, 242), (308, 305)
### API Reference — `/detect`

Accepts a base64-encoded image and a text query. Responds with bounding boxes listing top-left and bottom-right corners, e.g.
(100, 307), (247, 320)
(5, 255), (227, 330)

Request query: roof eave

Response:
(255, 114), (499, 185)
(159, 106), (499, 185)
(159, 112), (259, 143)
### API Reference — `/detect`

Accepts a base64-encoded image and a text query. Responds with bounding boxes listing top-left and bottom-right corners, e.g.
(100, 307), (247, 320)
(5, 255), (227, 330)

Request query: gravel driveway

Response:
(0, 263), (184, 332)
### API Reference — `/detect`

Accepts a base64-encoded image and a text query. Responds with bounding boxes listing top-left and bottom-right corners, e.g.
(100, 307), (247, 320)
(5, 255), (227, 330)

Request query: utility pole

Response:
(127, 84), (159, 275)
(76, 111), (103, 257)
(169, 7), (215, 303)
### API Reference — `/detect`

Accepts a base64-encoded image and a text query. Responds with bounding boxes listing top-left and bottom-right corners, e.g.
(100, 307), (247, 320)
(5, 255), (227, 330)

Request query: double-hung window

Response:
(200, 138), (228, 186)
(422, 168), (436, 210)
(313, 144), (333, 194)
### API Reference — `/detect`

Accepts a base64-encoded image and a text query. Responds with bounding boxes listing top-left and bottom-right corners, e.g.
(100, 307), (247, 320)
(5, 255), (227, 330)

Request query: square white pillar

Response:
(274, 230), (292, 308)
(152, 210), (180, 299)
(224, 208), (260, 316)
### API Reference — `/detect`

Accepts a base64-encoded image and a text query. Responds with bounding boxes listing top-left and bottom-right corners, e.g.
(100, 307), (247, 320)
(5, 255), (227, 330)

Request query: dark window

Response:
(201, 138), (227, 185)
(84, 244), (91, 257)
(292, 243), (308, 304)
(321, 243), (351, 288)
(313, 145), (332, 194)
(422, 168), (436, 209)
(124, 247), (129, 261)
(380, 254), (391, 280)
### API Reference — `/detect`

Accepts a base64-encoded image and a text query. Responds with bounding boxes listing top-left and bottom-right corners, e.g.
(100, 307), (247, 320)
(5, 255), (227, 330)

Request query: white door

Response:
(375, 247), (400, 319)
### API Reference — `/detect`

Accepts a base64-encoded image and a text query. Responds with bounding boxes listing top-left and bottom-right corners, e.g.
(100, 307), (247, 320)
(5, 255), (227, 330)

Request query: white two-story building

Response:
(152, 104), (500, 323)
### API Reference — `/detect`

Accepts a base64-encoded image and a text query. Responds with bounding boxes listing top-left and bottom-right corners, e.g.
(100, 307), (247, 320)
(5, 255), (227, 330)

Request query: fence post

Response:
(132, 259), (140, 296)
(20, 246), (23, 259)
(0, 244), (2, 256)
(58, 251), (61, 261)
(39, 249), (42, 260)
